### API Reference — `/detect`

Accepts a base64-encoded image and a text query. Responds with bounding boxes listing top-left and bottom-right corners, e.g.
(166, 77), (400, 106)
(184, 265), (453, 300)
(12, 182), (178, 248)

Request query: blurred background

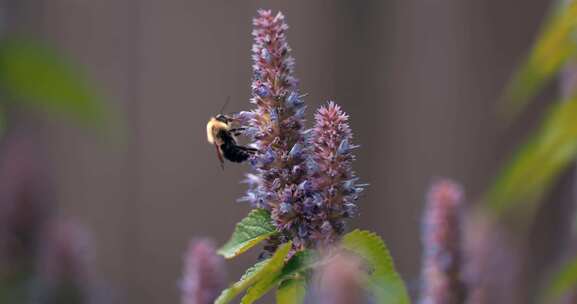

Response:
(0, 0), (560, 303)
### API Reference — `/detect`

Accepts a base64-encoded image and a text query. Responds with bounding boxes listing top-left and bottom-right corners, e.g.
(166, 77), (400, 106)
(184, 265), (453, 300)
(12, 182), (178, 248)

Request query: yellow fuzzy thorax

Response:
(206, 117), (229, 144)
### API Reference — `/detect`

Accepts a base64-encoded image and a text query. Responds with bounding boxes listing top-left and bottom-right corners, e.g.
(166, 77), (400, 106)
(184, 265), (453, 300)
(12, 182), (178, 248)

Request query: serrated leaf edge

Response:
(215, 242), (291, 304)
(218, 208), (276, 259)
(240, 243), (293, 304)
(341, 229), (410, 304)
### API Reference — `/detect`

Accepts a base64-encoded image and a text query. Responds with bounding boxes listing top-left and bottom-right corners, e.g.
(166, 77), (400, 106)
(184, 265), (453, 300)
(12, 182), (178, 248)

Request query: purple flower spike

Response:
(180, 239), (226, 304)
(419, 179), (466, 304)
(289, 143), (303, 159)
(242, 9), (310, 249)
(308, 101), (362, 245)
(240, 11), (365, 251)
(337, 139), (349, 155)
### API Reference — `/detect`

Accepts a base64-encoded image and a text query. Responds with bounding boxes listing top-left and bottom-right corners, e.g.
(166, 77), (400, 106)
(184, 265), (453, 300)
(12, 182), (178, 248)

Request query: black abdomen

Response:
(217, 129), (255, 163)
(221, 142), (251, 162)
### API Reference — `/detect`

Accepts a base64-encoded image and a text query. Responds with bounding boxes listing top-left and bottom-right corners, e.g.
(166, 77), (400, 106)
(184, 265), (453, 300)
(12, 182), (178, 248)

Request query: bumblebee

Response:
(206, 114), (257, 168)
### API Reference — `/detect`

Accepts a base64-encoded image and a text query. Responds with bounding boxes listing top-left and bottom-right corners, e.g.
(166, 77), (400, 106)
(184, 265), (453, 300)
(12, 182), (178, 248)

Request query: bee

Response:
(206, 113), (257, 169)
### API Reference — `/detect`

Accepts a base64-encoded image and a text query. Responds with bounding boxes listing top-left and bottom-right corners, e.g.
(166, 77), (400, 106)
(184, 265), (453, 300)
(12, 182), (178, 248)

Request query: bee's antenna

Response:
(218, 96), (231, 114)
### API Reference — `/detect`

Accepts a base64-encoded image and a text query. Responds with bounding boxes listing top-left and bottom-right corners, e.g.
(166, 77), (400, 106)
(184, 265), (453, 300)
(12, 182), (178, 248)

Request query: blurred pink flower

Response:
(0, 127), (53, 278)
(420, 179), (466, 304)
(34, 218), (101, 304)
(180, 239), (226, 304)
(463, 212), (522, 304)
(312, 250), (366, 304)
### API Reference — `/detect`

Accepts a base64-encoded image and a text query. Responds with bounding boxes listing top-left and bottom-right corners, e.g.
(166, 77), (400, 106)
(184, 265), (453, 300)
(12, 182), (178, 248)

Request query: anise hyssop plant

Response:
(213, 10), (410, 304)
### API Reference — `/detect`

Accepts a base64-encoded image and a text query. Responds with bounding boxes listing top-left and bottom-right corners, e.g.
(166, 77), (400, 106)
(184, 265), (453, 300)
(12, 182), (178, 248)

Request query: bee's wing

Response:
(214, 142), (225, 170)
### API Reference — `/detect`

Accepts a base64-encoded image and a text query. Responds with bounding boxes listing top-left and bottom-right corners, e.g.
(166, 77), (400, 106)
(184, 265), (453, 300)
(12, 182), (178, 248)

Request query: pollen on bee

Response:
(206, 119), (216, 144)
(206, 118), (230, 145)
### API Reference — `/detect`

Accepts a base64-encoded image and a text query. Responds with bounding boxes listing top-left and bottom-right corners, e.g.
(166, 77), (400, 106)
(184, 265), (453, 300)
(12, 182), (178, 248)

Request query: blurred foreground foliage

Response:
(488, 0), (577, 221)
(502, 1), (577, 116)
(0, 38), (111, 131)
(0, 36), (113, 303)
(540, 256), (577, 303)
(487, 0), (577, 302)
(488, 96), (577, 217)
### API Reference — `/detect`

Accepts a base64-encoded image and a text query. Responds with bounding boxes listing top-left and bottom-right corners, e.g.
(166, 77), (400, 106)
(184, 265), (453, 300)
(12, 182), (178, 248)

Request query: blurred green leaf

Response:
(215, 242), (291, 304)
(0, 38), (107, 127)
(276, 278), (306, 304)
(341, 230), (410, 304)
(0, 272), (32, 303)
(539, 255), (577, 303)
(218, 209), (276, 259)
(503, 1), (577, 116)
(487, 96), (577, 216)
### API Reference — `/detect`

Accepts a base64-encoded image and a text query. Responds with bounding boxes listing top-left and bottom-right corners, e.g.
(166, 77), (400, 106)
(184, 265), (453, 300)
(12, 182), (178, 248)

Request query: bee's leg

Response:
(214, 142), (225, 170)
(229, 127), (246, 132)
(230, 127), (247, 137)
(238, 145), (258, 154)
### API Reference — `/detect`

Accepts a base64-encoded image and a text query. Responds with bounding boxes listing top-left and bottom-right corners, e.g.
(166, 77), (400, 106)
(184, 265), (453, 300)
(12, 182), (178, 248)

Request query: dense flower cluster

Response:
(237, 10), (311, 249)
(307, 102), (363, 244)
(420, 179), (466, 304)
(238, 10), (363, 249)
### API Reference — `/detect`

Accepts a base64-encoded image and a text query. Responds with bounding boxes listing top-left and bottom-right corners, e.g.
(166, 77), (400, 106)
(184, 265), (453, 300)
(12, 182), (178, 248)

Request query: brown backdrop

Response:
(4, 0), (553, 303)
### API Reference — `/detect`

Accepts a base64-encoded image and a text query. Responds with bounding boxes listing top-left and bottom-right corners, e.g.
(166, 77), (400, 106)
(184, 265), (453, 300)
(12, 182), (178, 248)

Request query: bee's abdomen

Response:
(217, 129), (255, 163)
(221, 142), (252, 163)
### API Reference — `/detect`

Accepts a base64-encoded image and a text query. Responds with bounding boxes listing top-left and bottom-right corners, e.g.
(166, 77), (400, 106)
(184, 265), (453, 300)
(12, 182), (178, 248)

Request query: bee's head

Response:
(215, 114), (230, 123)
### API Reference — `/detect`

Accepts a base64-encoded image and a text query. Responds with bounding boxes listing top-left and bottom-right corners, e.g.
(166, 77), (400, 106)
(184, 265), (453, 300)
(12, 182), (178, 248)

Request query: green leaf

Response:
(539, 255), (577, 303)
(487, 96), (577, 217)
(279, 250), (316, 278)
(218, 209), (277, 259)
(241, 249), (314, 304)
(503, 1), (577, 116)
(241, 242), (293, 304)
(215, 260), (267, 304)
(215, 242), (291, 304)
(341, 230), (410, 304)
(276, 278), (306, 304)
(0, 275), (29, 303)
(0, 38), (107, 127)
